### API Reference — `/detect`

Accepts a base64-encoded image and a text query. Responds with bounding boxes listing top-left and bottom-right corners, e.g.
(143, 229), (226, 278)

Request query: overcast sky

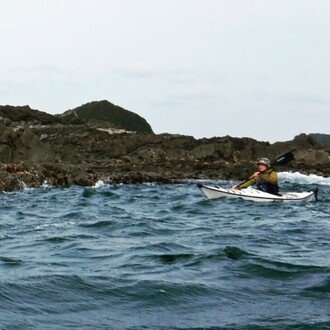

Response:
(0, 0), (329, 142)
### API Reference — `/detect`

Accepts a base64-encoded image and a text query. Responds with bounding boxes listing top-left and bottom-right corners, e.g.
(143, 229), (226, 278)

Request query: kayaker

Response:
(232, 157), (279, 195)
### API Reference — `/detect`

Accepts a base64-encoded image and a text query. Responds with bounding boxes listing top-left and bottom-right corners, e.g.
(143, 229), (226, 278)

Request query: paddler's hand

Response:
(251, 171), (260, 178)
(232, 185), (238, 189)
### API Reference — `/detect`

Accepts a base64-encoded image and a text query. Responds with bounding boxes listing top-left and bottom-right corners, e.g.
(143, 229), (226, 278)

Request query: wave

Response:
(279, 171), (330, 186)
(82, 188), (120, 198)
(302, 277), (330, 298)
(79, 220), (116, 228)
(238, 255), (327, 281)
(43, 236), (69, 243)
(154, 253), (195, 264)
(92, 180), (106, 188)
(0, 256), (24, 265)
(42, 234), (98, 243)
(224, 246), (248, 260)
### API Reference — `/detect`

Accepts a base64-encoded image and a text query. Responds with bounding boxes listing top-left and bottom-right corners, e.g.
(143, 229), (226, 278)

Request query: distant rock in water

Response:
(224, 246), (247, 260)
(59, 100), (154, 134)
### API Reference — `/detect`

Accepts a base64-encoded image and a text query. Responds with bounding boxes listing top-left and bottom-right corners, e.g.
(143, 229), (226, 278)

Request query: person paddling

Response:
(232, 157), (279, 195)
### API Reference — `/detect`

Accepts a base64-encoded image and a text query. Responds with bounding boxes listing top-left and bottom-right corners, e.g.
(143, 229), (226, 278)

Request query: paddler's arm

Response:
(233, 172), (260, 189)
(236, 178), (257, 189)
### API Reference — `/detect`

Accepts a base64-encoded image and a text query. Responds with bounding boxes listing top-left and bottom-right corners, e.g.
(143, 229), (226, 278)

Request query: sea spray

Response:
(279, 171), (330, 186)
(93, 180), (106, 188)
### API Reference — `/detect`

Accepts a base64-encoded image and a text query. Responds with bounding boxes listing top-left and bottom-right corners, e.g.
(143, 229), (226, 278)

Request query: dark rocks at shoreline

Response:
(0, 102), (329, 191)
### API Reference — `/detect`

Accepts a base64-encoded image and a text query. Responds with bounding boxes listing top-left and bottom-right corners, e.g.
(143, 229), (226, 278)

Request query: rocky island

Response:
(0, 101), (329, 191)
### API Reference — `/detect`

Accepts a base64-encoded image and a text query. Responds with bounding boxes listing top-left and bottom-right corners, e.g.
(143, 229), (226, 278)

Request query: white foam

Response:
(279, 171), (330, 186)
(19, 180), (34, 191)
(42, 180), (53, 188)
(93, 180), (106, 188)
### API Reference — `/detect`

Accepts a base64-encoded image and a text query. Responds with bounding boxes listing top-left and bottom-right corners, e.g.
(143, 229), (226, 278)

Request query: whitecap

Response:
(93, 180), (106, 188)
(42, 180), (53, 188)
(15, 180), (35, 192)
(279, 171), (330, 186)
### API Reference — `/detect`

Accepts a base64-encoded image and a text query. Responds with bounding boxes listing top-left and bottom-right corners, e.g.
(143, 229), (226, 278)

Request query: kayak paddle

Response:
(269, 151), (294, 167)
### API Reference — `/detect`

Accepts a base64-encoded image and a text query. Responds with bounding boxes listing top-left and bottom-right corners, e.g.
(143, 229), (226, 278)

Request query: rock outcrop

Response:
(0, 105), (60, 125)
(310, 133), (330, 147)
(0, 103), (329, 191)
(58, 100), (154, 134)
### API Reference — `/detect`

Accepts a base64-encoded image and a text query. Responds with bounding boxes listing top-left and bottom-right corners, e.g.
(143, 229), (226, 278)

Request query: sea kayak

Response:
(197, 183), (318, 202)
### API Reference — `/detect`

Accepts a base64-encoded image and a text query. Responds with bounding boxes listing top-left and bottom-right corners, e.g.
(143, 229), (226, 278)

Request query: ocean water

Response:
(0, 172), (329, 329)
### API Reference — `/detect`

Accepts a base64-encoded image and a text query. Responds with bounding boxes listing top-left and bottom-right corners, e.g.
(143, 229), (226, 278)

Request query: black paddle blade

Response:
(271, 152), (294, 167)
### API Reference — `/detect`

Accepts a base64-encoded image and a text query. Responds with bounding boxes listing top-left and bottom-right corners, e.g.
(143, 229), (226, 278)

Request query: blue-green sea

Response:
(1, 172), (329, 329)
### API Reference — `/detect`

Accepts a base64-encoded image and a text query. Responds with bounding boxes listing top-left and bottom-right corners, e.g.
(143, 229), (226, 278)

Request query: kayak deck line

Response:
(197, 183), (317, 202)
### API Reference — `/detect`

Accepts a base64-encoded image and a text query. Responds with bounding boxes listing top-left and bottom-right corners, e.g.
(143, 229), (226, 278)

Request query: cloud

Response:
(276, 93), (328, 106)
(118, 62), (156, 79)
(250, 91), (329, 108)
(0, 65), (76, 84)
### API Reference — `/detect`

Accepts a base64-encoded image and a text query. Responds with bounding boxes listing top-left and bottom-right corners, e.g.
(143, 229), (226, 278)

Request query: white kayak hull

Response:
(197, 183), (317, 202)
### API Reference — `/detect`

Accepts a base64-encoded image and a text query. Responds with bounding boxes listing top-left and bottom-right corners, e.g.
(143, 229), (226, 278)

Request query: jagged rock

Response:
(192, 144), (216, 159)
(310, 133), (330, 146)
(0, 122), (16, 163)
(292, 133), (319, 148)
(0, 105), (61, 125)
(0, 126), (55, 165)
(295, 149), (330, 164)
(1, 162), (29, 173)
